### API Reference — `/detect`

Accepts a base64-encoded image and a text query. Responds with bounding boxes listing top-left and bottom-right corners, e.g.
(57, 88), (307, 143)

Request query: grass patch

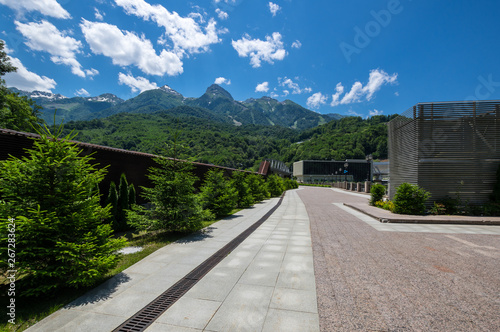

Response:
(0, 217), (222, 331)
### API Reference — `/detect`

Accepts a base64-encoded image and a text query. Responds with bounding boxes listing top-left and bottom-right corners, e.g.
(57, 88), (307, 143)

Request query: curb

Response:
(344, 203), (500, 226)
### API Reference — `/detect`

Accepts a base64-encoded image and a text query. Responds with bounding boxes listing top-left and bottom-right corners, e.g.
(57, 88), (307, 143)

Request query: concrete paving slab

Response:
(154, 297), (221, 329)
(204, 284), (274, 332)
(270, 287), (318, 313)
(145, 322), (203, 332)
(262, 308), (320, 332)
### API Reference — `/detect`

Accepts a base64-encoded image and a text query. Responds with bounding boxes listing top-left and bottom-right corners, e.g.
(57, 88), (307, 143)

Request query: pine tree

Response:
(0, 124), (125, 296)
(231, 171), (254, 208)
(117, 173), (129, 230)
(106, 181), (118, 226)
(128, 157), (211, 232)
(199, 169), (238, 217)
(128, 183), (136, 206)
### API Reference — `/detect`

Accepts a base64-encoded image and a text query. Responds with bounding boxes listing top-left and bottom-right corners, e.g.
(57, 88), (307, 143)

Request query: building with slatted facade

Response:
(388, 100), (500, 205)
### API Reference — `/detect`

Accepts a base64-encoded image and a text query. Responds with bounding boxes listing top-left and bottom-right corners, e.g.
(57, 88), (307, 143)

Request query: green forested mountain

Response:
(10, 84), (342, 130)
(63, 112), (396, 171)
(279, 115), (398, 163)
(8, 87), (124, 124)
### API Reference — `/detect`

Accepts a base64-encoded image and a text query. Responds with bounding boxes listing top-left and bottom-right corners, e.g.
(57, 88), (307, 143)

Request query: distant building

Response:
(373, 161), (389, 183)
(293, 160), (372, 183)
(388, 100), (500, 205)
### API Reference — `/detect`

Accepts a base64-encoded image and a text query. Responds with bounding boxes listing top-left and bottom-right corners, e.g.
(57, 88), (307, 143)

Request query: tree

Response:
(246, 174), (270, 202)
(266, 174), (286, 197)
(0, 124), (125, 296)
(128, 157), (211, 232)
(199, 169), (238, 217)
(0, 39), (44, 132)
(106, 181), (118, 227)
(117, 173), (130, 231)
(0, 39), (16, 79)
(128, 183), (136, 206)
(231, 171), (254, 208)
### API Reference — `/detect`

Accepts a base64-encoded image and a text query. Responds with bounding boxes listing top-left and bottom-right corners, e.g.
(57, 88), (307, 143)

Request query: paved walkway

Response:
(26, 187), (500, 331)
(27, 190), (319, 332)
(298, 187), (500, 331)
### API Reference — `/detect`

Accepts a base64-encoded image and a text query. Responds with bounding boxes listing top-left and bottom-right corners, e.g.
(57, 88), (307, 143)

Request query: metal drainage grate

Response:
(113, 193), (285, 332)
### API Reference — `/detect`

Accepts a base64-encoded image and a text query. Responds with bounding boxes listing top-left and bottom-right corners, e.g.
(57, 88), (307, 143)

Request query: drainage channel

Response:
(113, 193), (285, 332)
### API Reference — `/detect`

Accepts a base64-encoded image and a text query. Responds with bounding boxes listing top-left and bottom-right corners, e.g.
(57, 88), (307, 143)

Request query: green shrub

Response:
(284, 178), (299, 190)
(0, 125), (125, 296)
(370, 183), (386, 205)
(199, 169), (238, 217)
(393, 182), (430, 215)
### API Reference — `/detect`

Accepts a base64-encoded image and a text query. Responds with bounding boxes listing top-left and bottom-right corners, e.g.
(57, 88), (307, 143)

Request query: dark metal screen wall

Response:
(388, 100), (500, 205)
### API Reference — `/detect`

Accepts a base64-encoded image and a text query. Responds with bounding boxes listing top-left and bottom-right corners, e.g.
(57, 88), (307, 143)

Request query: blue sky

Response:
(1, 0), (500, 117)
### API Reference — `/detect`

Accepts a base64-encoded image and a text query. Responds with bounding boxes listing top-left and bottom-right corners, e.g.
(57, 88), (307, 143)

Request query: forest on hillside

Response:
(62, 112), (397, 170)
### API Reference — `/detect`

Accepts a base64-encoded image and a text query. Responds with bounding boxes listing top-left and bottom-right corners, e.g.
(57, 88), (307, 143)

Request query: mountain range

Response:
(9, 84), (342, 130)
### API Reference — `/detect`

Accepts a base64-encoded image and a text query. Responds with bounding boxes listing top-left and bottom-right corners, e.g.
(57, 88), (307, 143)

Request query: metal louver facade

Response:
(388, 100), (500, 205)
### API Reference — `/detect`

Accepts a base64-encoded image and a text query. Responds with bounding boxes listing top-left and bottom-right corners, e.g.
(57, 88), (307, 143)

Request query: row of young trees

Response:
(126, 156), (298, 233)
(0, 123), (298, 296)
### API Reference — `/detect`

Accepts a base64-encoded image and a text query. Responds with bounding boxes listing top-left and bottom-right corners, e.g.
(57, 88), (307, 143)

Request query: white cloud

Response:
(15, 20), (93, 77)
(255, 81), (269, 93)
(268, 2), (281, 16)
(85, 68), (99, 77)
(363, 69), (398, 100)
(330, 82), (344, 106)
(114, 0), (223, 57)
(270, 91), (279, 99)
(307, 92), (328, 110)
(214, 77), (231, 85)
(118, 72), (158, 93)
(291, 40), (302, 49)
(94, 8), (105, 20)
(394, 91), (399, 96)
(340, 69), (397, 105)
(369, 109), (383, 117)
(4, 56), (56, 92)
(347, 109), (362, 117)
(81, 19), (183, 76)
(282, 90), (289, 96)
(75, 88), (90, 96)
(279, 77), (310, 94)
(215, 8), (228, 20)
(0, 0), (71, 19)
(232, 32), (286, 67)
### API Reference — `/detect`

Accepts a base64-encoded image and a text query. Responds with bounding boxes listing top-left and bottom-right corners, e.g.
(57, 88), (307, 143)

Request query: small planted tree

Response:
(266, 174), (285, 197)
(231, 171), (254, 208)
(0, 125), (125, 296)
(127, 157), (210, 232)
(393, 182), (431, 215)
(199, 169), (238, 218)
(246, 174), (270, 202)
(106, 181), (118, 226)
